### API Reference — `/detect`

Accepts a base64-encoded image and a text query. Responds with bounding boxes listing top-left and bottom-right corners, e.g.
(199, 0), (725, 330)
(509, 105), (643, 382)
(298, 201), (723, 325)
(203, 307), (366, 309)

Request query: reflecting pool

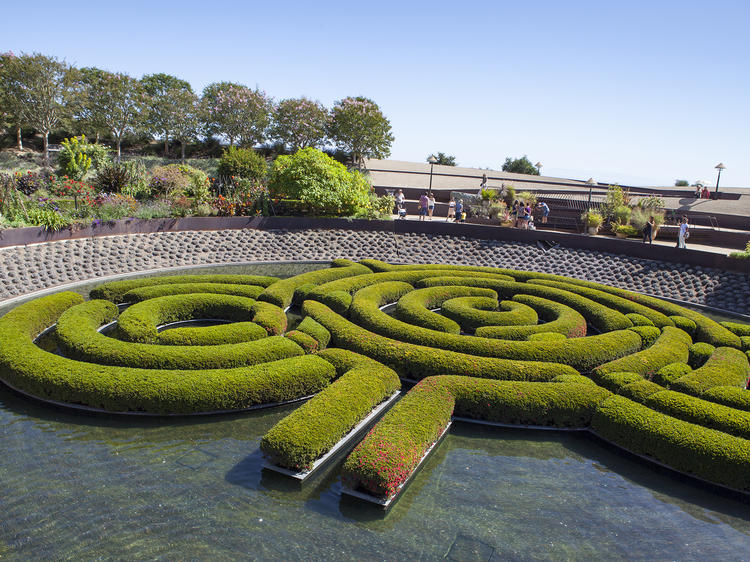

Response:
(0, 263), (748, 559)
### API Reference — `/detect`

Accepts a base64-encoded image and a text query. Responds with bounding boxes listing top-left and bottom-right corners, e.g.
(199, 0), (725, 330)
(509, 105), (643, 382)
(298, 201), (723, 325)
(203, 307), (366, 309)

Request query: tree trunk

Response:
(95, 132), (100, 144)
(164, 136), (169, 158)
(229, 135), (234, 147)
(181, 140), (186, 161)
(43, 132), (49, 163)
(16, 125), (22, 150)
(116, 138), (122, 162)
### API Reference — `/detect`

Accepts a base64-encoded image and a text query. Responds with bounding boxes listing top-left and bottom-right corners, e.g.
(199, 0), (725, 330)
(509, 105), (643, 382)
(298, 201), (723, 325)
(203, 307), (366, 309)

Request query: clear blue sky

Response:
(4, 0), (749, 187)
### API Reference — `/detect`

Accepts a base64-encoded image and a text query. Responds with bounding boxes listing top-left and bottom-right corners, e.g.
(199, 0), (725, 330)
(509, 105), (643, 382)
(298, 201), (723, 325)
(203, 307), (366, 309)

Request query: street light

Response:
(535, 162), (542, 174)
(586, 177), (596, 210)
(427, 155), (437, 196)
(714, 163), (726, 197)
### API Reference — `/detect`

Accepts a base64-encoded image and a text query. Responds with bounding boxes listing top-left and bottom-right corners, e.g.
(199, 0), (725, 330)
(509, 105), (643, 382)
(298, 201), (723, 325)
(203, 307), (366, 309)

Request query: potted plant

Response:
(581, 211), (603, 235)
(615, 224), (639, 239)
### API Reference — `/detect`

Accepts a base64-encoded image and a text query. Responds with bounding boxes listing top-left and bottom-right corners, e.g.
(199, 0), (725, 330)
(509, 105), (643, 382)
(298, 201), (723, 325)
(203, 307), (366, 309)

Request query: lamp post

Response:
(535, 162), (542, 175)
(714, 163), (726, 197)
(427, 155), (437, 196)
(586, 178), (596, 211)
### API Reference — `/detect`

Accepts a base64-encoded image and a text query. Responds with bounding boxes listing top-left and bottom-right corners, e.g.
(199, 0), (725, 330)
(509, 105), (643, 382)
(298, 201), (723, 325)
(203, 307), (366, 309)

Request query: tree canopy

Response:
(270, 97), (328, 151)
(427, 152), (456, 166)
(501, 155), (540, 175)
(328, 96), (393, 168)
(201, 82), (272, 147)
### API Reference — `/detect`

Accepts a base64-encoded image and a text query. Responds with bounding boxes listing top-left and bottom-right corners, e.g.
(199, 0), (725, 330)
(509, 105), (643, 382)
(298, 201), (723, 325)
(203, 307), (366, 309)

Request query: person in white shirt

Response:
(678, 216), (689, 249)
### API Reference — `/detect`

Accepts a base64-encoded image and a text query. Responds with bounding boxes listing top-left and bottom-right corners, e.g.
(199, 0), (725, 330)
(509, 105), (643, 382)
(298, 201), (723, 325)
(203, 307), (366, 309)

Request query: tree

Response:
(201, 82), (272, 147)
(141, 73), (193, 157)
(328, 96), (394, 168)
(269, 97), (328, 151)
(67, 66), (109, 142)
(5, 53), (70, 160)
(675, 179), (689, 187)
(170, 89), (201, 161)
(88, 72), (147, 161)
(427, 152), (456, 166)
(0, 52), (25, 149)
(501, 155), (539, 175)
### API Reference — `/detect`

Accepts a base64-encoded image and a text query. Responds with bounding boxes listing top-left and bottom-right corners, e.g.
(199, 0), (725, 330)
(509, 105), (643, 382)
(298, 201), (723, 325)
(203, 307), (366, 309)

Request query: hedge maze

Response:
(1, 259), (749, 504)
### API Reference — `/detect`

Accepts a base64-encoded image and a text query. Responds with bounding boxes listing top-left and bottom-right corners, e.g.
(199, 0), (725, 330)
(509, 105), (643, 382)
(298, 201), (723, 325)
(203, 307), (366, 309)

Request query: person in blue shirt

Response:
(455, 199), (464, 222)
(536, 201), (550, 224)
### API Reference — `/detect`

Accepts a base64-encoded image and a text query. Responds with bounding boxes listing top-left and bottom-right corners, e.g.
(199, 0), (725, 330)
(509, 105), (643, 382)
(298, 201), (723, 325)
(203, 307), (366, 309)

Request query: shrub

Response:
(147, 164), (208, 199)
(268, 147), (376, 216)
(610, 205), (632, 226)
(581, 211), (603, 228)
(671, 347), (750, 396)
(625, 313), (654, 326)
(296, 316), (331, 349)
(94, 160), (148, 195)
(250, 300), (288, 335)
(596, 372), (643, 393)
(0, 292), (332, 413)
(646, 390), (750, 441)
(527, 332), (566, 341)
(688, 342), (715, 369)
(617, 379), (663, 403)
(593, 326), (692, 379)
(393, 286), (497, 334)
(217, 146), (267, 184)
(441, 297), (538, 334)
(261, 353), (400, 471)
(158, 322), (266, 346)
(702, 386), (750, 412)
(627, 325), (661, 347)
(614, 224), (639, 237)
(653, 362), (692, 387)
(475, 294), (587, 340)
(123, 282), (265, 302)
(669, 316), (697, 337)
(57, 135), (108, 180)
(347, 282), (638, 371)
(341, 376), (454, 498)
(721, 321), (750, 337)
(90, 273), (278, 303)
(591, 395), (750, 492)
(551, 374), (597, 385)
(303, 299), (581, 381)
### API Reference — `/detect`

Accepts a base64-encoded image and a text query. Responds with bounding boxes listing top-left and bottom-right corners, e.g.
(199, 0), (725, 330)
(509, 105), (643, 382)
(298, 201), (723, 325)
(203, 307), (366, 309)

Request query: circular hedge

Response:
(1, 259), (749, 497)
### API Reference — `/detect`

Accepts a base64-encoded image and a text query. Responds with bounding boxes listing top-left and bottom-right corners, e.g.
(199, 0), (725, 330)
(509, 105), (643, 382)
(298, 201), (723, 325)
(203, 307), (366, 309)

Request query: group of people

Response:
(642, 215), (689, 248)
(508, 200), (549, 229)
(694, 185), (711, 199)
(394, 189), (467, 222)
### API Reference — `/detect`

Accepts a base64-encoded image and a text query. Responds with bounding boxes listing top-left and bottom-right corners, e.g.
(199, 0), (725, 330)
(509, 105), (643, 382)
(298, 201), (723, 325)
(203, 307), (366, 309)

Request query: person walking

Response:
(428, 193), (436, 220)
(536, 201), (550, 224)
(455, 199), (464, 222)
(395, 189), (407, 219)
(678, 216), (690, 248)
(447, 197), (456, 221)
(642, 216), (654, 244)
(419, 192), (429, 221)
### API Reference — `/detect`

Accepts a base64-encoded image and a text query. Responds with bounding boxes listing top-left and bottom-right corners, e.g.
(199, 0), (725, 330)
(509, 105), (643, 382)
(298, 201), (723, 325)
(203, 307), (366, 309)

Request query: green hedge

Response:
(475, 294), (587, 340)
(529, 279), (674, 328)
(721, 321), (750, 337)
(123, 283), (265, 302)
(551, 374), (597, 385)
(646, 390), (750, 441)
(596, 372), (643, 393)
(527, 332), (567, 341)
(702, 386), (750, 412)
(671, 347), (750, 396)
(258, 261), (371, 309)
(627, 325), (661, 347)
(56, 300), (300, 370)
(448, 376), (611, 427)
(591, 395), (750, 492)
(742, 336), (750, 352)
(346, 283), (640, 372)
(260, 352), (400, 471)
(115, 293), (262, 344)
(303, 300), (579, 381)
(592, 327), (692, 379)
(441, 297), (538, 333)
(625, 313), (655, 327)
(618, 379), (663, 403)
(284, 330), (319, 353)
(688, 342), (715, 369)
(158, 322), (265, 346)
(90, 274), (278, 303)
(341, 376), (454, 498)
(670, 316), (697, 337)
(296, 316), (331, 349)
(250, 301), (287, 335)
(393, 286), (497, 334)
(417, 276), (632, 334)
(653, 362), (692, 387)
(0, 292), (333, 413)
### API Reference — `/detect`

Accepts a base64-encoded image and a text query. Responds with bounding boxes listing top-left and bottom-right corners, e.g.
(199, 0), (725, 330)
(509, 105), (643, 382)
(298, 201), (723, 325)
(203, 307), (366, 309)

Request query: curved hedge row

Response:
(56, 299), (299, 370)
(260, 349), (400, 471)
(115, 293), (261, 344)
(124, 282), (265, 302)
(441, 297), (538, 333)
(475, 294), (587, 340)
(345, 283), (641, 371)
(303, 300), (579, 381)
(393, 286), (497, 334)
(671, 347), (750, 396)
(591, 395), (750, 492)
(0, 292), (333, 413)
(90, 274), (278, 303)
